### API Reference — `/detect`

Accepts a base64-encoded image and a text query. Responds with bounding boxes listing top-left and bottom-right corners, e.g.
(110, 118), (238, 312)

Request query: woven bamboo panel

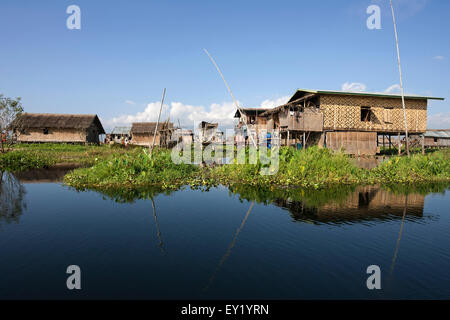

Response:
(319, 95), (427, 133)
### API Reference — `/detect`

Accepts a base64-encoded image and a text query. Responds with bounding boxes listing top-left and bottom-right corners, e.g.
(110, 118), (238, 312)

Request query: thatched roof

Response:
(131, 122), (174, 134)
(15, 113), (105, 134)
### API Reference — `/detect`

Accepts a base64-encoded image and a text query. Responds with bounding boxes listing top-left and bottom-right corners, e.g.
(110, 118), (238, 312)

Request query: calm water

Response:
(0, 168), (449, 300)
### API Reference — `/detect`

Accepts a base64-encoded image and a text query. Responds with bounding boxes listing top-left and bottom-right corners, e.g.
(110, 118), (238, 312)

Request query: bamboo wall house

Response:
(14, 113), (105, 144)
(130, 122), (174, 147)
(257, 89), (444, 155)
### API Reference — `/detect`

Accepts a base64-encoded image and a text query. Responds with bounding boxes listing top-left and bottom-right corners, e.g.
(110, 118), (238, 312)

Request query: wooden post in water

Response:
(398, 132), (401, 155)
(150, 88), (166, 158)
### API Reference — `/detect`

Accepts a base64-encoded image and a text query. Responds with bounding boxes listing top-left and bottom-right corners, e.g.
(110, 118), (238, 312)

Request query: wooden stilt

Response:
(421, 134), (425, 155)
(303, 132), (306, 149)
(398, 132), (401, 155)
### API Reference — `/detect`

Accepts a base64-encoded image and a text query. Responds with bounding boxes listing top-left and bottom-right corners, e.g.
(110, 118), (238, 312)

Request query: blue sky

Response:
(0, 0), (448, 130)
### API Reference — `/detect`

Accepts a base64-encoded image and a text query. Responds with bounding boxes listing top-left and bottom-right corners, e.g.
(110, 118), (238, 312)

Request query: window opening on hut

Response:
(360, 107), (371, 122)
(434, 138), (438, 143)
(43, 128), (49, 135)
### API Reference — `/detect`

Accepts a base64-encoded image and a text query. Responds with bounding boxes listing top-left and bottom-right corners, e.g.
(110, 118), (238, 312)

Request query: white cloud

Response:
(427, 112), (450, 129)
(103, 100), (239, 129)
(433, 56), (444, 60)
(342, 82), (367, 92)
(260, 96), (290, 108)
(385, 84), (401, 93)
(103, 96), (290, 130)
(125, 100), (136, 105)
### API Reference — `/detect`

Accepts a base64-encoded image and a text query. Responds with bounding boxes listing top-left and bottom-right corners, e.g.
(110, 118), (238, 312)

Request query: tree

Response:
(0, 94), (23, 153)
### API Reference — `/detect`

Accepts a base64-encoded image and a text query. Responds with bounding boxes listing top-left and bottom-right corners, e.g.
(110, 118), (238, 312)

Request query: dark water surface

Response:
(0, 169), (449, 300)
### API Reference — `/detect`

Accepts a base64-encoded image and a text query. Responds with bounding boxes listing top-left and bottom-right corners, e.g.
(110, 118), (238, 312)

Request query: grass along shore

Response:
(1, 143), (449, 190)
(65, 145), (449, 190)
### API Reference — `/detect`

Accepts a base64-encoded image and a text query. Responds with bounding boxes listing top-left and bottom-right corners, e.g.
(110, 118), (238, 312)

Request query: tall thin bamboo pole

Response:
(390, 0), (410, 157)
(150, 88), (166, 158)
(203, 49), (257, 148)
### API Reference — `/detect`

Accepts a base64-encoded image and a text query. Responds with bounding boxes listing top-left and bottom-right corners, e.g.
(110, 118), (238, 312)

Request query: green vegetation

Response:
(64, 148), (198, 190)
(1, 143), (448, 191)
(0, 150), (56, 171)
(1, 143), (133, 171)
(370, 150), (450, 184)
(196, 147), (366, 189)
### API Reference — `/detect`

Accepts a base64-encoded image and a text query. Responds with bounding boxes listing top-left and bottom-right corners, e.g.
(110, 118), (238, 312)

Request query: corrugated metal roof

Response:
(288, 89), (445, 103)
(110, 126), (131, 135)
(424, 130), (450, 138)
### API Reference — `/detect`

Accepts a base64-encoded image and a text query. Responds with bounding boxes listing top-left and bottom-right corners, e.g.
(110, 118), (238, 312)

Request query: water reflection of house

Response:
(13, 165), (83, 183)
(257, 89), (444, 155)
(14, 113), (105, 144)
(274, 186), (425, 224)
(130, 122), (174, 147)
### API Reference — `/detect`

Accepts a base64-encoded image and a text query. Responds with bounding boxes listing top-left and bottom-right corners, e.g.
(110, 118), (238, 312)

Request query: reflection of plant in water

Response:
(69, 184), (178, 204)
(0, 172), (26, 225)
(381, 181), (450, 196)
(227, 183), (356, 208)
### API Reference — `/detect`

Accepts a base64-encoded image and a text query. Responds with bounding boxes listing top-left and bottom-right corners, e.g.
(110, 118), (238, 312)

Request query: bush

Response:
(64, 148), (198, 190)
(0, 151), (56, 171)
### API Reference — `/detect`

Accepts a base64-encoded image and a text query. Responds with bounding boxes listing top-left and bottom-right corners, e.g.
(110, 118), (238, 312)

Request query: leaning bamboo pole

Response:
(203, 201), (255, 291)
(390, 0), (410, 157)
(149, 88), (166, 158)
(203, 49), (257, 148)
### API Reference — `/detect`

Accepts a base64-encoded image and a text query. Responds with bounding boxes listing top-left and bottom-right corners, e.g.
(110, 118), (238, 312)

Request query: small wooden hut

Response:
(261, 89), (444, 155)
(14, 113), (105, 144)
(109, 126), (131, 144)
(234, 108), (270, 144)
(197, 121), (218, 144)
(423, 129), (450, 148)
(130, 122), (174, 147)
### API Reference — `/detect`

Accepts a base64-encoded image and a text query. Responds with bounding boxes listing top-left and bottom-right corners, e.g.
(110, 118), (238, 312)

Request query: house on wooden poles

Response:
(14, 113), (105, 144)
(130, 122), (174, 147)
(197, 121), (219, 144)
(234, 108), (270, 144)
(258, 89), (444, 155)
